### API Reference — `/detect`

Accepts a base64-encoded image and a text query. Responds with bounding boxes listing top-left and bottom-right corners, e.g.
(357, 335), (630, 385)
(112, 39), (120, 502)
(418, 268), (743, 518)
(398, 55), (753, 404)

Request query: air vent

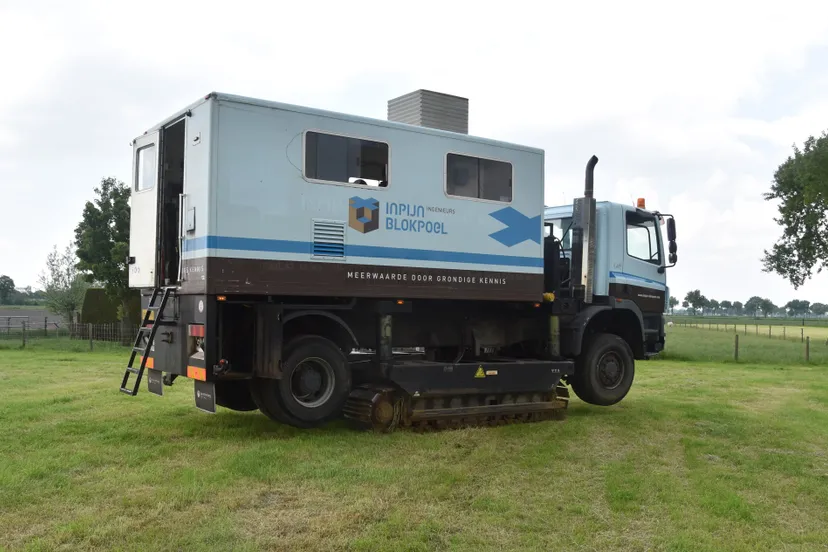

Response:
(312, 219), (346, 259)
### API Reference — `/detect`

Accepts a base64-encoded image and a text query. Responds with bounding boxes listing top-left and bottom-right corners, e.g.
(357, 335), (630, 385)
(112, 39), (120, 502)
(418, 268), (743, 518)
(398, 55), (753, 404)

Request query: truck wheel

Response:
(215, 380), (258, 412)
(571, 332), (635, 406)
(253, 335), (351, 428)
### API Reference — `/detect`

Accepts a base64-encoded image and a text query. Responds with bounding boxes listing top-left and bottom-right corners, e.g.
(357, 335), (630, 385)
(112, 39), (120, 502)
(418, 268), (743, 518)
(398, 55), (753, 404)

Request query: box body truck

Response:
(121, 90), (677, 430)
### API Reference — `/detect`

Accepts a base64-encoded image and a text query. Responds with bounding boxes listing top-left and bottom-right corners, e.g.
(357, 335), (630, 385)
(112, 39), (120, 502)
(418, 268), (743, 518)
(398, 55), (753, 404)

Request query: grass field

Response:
(664, 326), (828, 364)
(2, 332), (828, 551)
(670, 315), (828, 328)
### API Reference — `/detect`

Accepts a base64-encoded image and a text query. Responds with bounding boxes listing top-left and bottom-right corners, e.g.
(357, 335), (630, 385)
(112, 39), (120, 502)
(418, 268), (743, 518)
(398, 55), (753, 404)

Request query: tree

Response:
(74, 177), (132, 340)
(733, 301), (744, 316)
(669, 296), (679, 314)
(38, 243), (88, 322)
(682, 300), (689, 311)
(0, 275), (14, 304)
(745, 296), (763, 317)
(684, 290), (706, 316)
(708, 299), (720, 315)
(811, 302), (828, 316)
(760, 298), (777, 318)
(720, 300), (733, 315)
(784, 299), (811, 317)
(762, 131), (828, 289)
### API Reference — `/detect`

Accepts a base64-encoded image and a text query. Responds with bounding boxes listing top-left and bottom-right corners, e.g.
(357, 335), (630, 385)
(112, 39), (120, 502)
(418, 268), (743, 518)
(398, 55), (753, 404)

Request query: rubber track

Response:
(344, 385), (570, 433)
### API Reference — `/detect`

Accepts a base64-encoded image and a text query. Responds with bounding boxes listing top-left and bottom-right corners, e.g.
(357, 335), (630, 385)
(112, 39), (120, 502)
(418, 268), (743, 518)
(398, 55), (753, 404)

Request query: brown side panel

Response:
(180, 258), (209, 294)
(609, 283), (665, 314)
(198, 257), (542, 301)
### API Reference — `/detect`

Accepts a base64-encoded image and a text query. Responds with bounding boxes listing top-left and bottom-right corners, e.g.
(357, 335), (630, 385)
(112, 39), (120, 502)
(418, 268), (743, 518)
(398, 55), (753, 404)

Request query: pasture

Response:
(1, 330), (827, 551)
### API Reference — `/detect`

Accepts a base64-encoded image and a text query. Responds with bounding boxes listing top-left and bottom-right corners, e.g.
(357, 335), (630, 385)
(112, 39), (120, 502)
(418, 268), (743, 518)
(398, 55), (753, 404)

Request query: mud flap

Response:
(194, 381), (216, 413)
(147, 369), (163, 396)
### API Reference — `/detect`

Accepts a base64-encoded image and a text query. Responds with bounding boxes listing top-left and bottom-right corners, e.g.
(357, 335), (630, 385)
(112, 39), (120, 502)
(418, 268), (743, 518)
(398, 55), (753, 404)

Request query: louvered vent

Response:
(312, 219), (346, 258)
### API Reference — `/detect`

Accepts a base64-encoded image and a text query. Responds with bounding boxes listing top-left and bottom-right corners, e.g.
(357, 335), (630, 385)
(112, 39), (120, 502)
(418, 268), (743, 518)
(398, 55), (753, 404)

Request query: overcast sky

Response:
(2, 0), (828, 306)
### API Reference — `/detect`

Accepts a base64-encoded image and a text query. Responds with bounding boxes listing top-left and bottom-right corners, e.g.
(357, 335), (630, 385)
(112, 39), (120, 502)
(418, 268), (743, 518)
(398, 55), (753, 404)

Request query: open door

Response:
(129, 131), (161, 288)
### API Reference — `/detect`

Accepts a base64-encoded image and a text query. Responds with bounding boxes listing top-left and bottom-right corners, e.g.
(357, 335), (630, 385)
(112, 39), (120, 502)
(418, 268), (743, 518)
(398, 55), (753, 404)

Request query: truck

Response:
(120, 89), (678, 431)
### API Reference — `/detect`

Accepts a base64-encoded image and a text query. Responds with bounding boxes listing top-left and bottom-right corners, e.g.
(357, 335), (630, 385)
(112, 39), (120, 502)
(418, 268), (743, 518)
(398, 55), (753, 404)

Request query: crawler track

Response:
(343, 384), (570, 432)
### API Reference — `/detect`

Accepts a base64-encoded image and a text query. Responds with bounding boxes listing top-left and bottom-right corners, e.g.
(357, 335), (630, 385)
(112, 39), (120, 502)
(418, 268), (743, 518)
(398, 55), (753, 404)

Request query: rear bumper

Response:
(140, 293), (212, 380)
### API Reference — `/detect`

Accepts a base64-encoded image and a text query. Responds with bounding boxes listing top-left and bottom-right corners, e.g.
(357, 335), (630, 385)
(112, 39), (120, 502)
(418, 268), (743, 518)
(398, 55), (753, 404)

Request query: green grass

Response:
(664, 326), (828, 365)
(2, 344), (828, 551)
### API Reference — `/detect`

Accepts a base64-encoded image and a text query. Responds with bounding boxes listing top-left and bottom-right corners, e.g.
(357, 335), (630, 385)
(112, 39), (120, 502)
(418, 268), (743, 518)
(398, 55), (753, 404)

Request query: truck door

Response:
(621, 209), (667, 314)
(128, 131), (161, 288)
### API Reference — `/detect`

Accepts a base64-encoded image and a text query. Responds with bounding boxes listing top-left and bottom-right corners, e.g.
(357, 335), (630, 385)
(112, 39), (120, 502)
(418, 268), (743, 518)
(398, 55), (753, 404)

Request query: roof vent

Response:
(387, 89), (468, 134)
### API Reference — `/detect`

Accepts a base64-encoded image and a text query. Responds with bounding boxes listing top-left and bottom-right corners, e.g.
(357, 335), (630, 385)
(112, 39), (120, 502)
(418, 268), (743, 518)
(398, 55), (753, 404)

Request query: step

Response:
(126, 366), (141, 375)
(119, 387), (136, 396)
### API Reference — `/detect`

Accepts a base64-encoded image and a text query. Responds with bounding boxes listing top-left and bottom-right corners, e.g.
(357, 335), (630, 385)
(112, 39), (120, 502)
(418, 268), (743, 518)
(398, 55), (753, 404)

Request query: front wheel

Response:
(570, 332), (635, 406)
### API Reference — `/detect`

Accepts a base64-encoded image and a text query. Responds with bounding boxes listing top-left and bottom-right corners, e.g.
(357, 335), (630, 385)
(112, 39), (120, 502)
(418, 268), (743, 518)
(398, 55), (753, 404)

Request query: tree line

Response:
(669, 290), (828, 318)
(0, 276), (46, 306)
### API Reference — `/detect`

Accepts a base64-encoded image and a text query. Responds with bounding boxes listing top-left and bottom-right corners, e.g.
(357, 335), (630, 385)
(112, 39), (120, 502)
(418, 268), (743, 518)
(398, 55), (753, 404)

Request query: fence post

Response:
(44, 317), (48, 337)
(783, 326), (786, 339)
(769, 326), (772, 338)
(801, 328), (804, 343)
(734, 334), (739, 361)
(22, 321), (27, 349)
(806, 336), (810, 363)
(88, 323), (93, 351)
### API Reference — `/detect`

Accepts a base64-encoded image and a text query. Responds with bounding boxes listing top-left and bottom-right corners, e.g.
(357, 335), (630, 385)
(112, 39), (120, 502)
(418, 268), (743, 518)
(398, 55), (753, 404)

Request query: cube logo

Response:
(349, 196), (380, 233)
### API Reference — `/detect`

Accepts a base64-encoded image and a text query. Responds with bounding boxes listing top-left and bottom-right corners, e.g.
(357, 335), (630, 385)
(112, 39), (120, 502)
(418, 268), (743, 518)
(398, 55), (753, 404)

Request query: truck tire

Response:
(571, 332), (635, 406)
(215, 380), (258, 412)
(253, 335), (351, 428)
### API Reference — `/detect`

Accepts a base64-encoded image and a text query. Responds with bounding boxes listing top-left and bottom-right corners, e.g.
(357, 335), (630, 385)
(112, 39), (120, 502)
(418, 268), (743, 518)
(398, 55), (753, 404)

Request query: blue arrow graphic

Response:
(488, 207), (542, 247)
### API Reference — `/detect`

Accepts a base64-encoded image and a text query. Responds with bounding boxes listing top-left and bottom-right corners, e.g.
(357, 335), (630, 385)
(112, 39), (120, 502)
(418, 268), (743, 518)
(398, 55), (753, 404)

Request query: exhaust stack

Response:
(570, 156), (599, 303)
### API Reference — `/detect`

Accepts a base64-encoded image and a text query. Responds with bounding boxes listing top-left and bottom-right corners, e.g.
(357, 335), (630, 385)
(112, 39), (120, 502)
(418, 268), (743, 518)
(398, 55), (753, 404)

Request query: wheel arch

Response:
(564, 302), (645, 359)
(282, 310), (359, 354)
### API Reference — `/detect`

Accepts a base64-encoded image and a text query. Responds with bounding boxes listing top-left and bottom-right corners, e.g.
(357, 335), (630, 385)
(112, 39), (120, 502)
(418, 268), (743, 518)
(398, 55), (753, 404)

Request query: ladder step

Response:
(127, 366), (141, 375)
(133, 346), (147, 354)
(138, 326), (153, 332)
(119, 387), (136, 396)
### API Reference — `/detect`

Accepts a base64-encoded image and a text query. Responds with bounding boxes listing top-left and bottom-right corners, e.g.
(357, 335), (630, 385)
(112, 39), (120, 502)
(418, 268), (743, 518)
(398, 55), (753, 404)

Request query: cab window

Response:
(626, 211), (660, 264)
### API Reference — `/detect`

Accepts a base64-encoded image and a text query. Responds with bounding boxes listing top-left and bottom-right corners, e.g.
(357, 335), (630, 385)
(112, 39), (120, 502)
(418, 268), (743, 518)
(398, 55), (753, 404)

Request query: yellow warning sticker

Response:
(474, 366), (486, 378)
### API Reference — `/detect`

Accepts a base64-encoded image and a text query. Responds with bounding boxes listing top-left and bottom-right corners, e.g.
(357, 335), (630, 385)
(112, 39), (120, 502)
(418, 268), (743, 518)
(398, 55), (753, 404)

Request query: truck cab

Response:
(544, 199), (675, 358)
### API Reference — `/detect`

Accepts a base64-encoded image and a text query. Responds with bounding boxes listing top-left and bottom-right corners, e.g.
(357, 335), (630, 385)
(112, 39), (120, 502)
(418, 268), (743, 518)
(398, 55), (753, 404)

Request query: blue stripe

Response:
(184, 236), (543, 268)
(609, 271), (666, 288)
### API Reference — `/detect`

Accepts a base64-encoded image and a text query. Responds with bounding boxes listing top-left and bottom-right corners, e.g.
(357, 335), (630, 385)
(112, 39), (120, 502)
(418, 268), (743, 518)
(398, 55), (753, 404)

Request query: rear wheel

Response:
(253, 335), (352, 428)
(571, 332), (635, 406)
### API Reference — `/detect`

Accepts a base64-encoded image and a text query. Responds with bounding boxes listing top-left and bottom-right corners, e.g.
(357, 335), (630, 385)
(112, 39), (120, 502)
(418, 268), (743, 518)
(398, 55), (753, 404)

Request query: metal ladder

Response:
(119, 287), (174, 396)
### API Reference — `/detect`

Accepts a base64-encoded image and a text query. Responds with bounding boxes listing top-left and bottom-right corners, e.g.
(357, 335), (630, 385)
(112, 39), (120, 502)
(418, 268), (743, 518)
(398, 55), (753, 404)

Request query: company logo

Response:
(488, 207), (542, 247)
(349, 196), (380, 234)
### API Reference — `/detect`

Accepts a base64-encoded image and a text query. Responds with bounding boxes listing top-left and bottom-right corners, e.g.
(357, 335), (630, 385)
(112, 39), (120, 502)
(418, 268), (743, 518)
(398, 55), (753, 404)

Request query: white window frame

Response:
(134, 143), (158, 194)
(302, 128), (391, 191)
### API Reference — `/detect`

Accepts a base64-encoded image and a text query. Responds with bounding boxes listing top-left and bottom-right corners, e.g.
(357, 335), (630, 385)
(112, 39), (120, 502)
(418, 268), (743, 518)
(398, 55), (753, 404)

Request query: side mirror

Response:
(658, 214), (678, 272)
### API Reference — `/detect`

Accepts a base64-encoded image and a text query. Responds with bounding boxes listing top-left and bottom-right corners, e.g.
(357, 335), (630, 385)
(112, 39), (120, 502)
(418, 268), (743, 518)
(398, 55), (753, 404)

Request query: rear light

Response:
(188, 324), (205, 337)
